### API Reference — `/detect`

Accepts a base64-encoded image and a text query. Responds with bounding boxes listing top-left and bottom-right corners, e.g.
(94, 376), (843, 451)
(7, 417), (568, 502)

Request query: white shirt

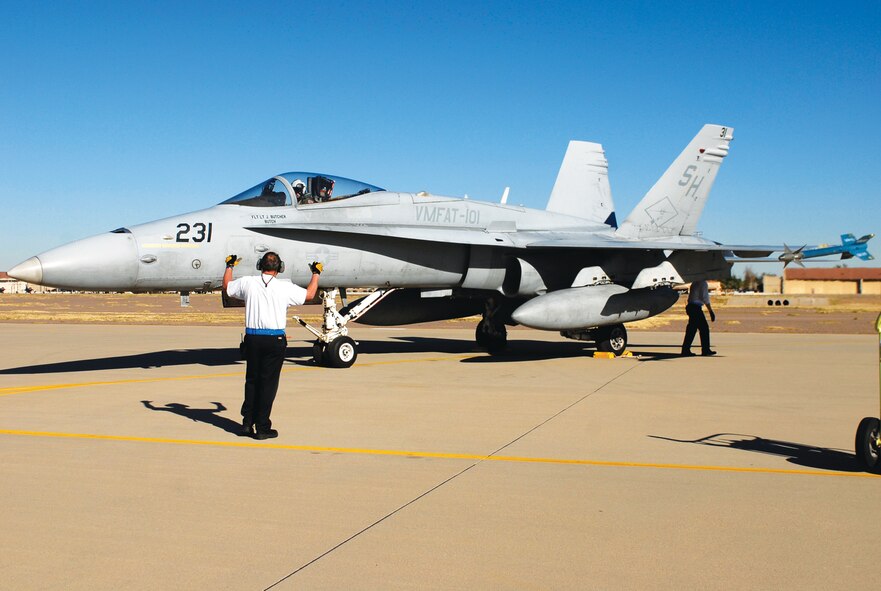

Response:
(226, 274), (307, 331)
(687, 279), (710, 307)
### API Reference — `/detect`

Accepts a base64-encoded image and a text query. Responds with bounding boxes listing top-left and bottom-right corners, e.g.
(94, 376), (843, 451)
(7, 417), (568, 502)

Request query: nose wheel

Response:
(313, 335), (358, 368)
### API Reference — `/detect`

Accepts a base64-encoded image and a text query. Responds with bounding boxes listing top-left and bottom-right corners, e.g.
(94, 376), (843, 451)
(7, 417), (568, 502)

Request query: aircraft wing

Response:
(249, 222), (777, 256)
(523, 235), (777, 256)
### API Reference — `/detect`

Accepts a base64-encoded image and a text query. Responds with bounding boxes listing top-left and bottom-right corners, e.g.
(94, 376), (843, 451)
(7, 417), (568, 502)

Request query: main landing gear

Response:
(476, 297), (507, 354)
(592, 324), (628, 356)
(561, 323), (629, 357)
(294, 288), (397, 368)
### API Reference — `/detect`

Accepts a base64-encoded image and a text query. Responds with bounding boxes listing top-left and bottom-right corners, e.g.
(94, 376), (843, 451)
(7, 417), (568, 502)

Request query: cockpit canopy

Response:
(220, 172), (385, 207)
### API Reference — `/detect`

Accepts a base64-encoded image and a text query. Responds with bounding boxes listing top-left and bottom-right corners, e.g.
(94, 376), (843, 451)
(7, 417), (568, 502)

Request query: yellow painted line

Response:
(0, 429), (877, 479)
(0, 354), (472, 397)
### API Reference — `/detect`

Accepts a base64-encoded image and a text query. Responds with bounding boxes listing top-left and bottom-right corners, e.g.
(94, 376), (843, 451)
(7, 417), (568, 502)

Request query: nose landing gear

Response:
(295, 287), (397, 368)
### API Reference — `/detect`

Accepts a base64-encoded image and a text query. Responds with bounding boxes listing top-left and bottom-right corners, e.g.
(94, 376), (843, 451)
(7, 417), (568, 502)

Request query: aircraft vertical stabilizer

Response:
(617, 124), (734, 238)
(546, 141), (617, 227)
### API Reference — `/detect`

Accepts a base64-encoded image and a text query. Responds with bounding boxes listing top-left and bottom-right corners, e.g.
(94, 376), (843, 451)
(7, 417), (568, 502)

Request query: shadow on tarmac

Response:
(0, 348), (246, 374)
(0, 336), (687, 374)
(367, 336), (593, 363)
(141, 400), (242, 435)
(650, 433), (860, 472)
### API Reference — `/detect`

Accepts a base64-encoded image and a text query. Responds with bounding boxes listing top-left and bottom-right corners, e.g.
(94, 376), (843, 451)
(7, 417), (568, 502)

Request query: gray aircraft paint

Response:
(11, 124), (861, 342)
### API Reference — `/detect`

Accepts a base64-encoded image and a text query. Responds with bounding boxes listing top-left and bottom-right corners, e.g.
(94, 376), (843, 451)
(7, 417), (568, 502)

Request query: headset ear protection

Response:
(256, 252), (285, 273)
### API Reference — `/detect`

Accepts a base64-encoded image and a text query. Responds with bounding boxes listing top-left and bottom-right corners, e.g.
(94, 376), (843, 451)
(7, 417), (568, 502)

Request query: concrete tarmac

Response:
(1, 323), (879, 589)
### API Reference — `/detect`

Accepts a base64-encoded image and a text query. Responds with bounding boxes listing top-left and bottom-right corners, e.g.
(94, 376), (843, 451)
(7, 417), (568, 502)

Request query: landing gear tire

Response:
(325, 336), (358, 369)
(476, 320), (507, 355)
(855, 417), (881, 472)
(594, 324), (628, 356)
(312, 341), (325, 365)
(475, 320), (489, 348)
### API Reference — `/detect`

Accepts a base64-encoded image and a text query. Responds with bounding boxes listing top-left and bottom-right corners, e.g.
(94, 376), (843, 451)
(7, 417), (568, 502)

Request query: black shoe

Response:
(254, 429), (278, 440)
(680, 351), (697, 357)
(702, 350), (717, 356)
(239, 423), (255, 437)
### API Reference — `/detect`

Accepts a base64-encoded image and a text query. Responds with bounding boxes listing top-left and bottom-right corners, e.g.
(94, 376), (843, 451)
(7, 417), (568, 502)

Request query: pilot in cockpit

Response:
(312, 176), (335, 202)
(318, 181), (333, 201)
(292, 179), (312, 204)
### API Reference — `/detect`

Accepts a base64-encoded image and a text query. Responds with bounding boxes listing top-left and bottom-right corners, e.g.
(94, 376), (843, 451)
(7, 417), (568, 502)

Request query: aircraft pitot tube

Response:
(510, 284), (679, 331)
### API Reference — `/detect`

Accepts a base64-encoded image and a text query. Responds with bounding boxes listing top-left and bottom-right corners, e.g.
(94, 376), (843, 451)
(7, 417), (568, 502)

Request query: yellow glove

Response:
(225, 255), (240, 268)
(309, 261), (323, 275)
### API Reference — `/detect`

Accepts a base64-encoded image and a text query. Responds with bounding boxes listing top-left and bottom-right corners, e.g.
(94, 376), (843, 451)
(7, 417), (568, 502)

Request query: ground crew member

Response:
(222, 252), (321, 439)
(681, 278), (717, 357)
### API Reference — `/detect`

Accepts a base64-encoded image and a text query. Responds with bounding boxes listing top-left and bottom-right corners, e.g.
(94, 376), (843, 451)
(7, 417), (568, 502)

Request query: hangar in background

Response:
(0, 272), (53, 294)
(763, 268), (881, 295)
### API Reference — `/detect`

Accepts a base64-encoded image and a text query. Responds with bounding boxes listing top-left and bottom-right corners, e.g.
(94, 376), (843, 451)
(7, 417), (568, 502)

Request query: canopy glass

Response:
(220, 172), (385, 207)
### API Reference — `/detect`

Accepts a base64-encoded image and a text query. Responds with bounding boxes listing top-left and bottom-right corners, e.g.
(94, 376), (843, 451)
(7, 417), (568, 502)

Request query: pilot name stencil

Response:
(415, 205), (480, 225)
(250, 214), (288, 224)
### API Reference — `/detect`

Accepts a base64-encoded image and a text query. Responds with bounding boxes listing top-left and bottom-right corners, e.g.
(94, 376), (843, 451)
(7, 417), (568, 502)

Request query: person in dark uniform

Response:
(222, 252), (322, 439)
(681, 279), (717, 357)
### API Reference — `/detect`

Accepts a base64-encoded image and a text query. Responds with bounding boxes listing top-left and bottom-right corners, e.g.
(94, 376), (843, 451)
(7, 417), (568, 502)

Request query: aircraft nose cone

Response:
(8, 257), (43, 284)
(21, 232), (140, 290)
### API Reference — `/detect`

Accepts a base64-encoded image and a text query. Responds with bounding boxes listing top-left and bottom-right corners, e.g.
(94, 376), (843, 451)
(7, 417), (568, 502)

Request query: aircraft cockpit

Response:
(220, 172), (385, 207)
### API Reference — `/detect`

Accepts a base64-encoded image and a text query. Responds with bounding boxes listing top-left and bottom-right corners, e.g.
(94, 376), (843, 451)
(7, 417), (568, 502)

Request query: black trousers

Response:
(682, 303), (711, 353)
(242, 334), (287, 431)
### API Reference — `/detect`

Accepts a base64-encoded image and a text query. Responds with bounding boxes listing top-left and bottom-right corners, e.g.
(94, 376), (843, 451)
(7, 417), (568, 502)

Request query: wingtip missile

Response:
(788, 232), (875, 263)
(779, 244), (806, 268)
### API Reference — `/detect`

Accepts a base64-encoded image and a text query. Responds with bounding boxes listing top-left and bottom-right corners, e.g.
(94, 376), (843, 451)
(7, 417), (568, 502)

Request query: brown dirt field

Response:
(0, 292), (879, 334)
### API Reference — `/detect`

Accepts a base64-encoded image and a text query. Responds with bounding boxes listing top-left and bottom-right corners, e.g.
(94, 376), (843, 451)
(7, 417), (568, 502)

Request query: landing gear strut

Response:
(295, 288), (397, 368)
(476, 297), (507, 354)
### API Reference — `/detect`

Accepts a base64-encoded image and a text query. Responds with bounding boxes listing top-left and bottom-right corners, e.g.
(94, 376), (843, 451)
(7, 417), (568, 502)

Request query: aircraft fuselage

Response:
(14, 190), (622, 294)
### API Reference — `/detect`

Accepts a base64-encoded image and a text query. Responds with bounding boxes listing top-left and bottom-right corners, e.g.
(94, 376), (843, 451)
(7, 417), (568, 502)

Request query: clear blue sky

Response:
(2, 1), (879, 273)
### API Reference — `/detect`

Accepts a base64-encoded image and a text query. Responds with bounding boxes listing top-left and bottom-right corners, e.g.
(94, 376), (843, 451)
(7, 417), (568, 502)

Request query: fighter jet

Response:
(8, 124), (865, 367)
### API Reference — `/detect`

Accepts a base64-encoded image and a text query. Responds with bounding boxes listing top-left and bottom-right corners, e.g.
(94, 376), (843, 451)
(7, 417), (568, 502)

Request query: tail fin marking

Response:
(617, 124), (734, 239)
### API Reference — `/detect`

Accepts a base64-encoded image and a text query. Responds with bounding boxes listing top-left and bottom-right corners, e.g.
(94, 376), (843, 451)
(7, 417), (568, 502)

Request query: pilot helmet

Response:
(292, 179), (306, 196)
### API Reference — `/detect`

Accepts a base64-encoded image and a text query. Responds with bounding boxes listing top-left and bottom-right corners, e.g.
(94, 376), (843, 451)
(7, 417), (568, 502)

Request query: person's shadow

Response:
(141, 401), (241, 435)
(649, 433), (860, 472)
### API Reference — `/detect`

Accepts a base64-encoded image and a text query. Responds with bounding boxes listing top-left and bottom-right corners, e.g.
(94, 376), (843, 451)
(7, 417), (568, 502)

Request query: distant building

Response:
(762, 274), (782, 293)
(0, 272), (53, 294)
(764, 268), (881, 295)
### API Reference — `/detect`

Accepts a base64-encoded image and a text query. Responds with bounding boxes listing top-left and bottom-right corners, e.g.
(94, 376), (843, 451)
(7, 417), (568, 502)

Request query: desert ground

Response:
(1, 291), (878, 334)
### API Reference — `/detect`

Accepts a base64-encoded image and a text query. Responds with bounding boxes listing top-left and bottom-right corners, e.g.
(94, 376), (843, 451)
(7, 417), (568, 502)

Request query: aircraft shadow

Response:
(360, 336), (596, 363)
(629, 342), (684, 349)
(460, 342), (593, 363)
(0, 346), (316, 375)
(141, 400), (242, 435)
(0, 338), (686, 374)
(357, 337), (687, 361)
(650, 433), (860, 472)
(360, 336), (487, 355)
